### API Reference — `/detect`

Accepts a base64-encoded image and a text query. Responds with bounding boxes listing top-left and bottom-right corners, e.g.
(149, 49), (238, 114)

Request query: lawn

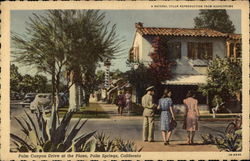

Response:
(46, 103), (110, 118)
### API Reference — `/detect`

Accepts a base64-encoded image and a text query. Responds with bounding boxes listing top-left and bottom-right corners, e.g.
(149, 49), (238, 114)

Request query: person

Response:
(211, 95), (224, 118)
(116, 91), (125, 115)
(183, 90), (200, 144)
(142, 86), (157, 142)
(158, 89), (175, 145)
(125, 91), (132, 115)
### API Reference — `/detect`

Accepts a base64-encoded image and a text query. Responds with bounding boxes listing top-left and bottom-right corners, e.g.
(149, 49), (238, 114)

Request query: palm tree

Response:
(12, 10), (123, 112)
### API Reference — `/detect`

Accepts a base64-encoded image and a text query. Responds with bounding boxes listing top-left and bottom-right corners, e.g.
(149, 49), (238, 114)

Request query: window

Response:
(167, 42), (181, 60)
(188, 42), (213, 60)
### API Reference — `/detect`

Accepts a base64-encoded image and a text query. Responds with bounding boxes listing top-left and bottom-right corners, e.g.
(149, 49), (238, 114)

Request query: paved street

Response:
(10, 101), (228, 152)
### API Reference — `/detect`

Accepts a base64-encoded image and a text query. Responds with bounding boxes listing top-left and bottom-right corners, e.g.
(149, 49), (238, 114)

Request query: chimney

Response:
(135, 22), (143, 28)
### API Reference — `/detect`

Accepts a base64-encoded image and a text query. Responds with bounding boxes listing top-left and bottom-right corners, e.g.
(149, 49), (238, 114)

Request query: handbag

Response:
(169, 118), (177, 130)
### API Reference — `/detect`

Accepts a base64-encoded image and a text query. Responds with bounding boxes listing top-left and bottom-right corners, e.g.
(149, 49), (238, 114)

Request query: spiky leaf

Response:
(43, 140), (52, 152)
(19, 145), (29, 152)
(10, 133), (34, 151)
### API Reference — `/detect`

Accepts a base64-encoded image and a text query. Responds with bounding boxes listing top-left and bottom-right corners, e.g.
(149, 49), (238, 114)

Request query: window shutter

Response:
(176, 42), (181, 59)
(207, 43), (213, 59)
(198, 43), (202, 59)
(187, 42), (193, 59)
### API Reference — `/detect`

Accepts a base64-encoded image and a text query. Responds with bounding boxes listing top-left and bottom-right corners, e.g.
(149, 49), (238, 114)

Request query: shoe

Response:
(164, 141), (169, 145)
(144, 140), (148, 142)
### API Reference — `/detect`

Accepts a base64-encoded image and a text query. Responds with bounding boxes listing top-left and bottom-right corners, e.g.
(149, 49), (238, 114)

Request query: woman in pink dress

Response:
(183, 90), (200, 144)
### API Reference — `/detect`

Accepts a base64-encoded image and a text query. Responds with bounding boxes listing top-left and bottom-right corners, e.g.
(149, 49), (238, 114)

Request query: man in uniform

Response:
(142, 86), (156, 142)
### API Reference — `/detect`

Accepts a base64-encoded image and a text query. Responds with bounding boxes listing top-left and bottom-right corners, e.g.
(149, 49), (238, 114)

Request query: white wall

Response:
(141, 35), (153, 63)
(133, 32), (143, 62)
(136, 34), (226, 75)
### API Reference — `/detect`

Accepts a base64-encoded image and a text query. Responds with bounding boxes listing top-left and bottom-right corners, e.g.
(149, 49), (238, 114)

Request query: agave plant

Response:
(94, 132), (143, 152)
(10, 109), (96, 152)
(215, 130), (242, 152)
(200, 133), (216, 145)
(113, 138), (143, 152)
(94, 132), (116, 152)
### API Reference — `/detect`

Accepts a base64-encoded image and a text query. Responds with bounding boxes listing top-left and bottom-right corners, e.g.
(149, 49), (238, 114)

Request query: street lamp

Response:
(133, 63), (139, 70)
(104, 59), (111, 89)
(132, 63), (140, 104)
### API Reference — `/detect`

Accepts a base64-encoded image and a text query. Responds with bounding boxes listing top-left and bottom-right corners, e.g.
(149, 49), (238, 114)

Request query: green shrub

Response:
(200, 133), (216, 145)
(113, 138), (143, 152)
(94, 132), (143, 152)
(201, 130), (242, 152)
(215, 130), (242, 152)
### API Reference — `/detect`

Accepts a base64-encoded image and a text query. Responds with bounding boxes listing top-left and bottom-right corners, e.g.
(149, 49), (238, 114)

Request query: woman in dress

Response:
(116, 91), (125, 115)
(125, 91), (132, 115)
(158, 89), (175, 145)
(183, 90), (200, 144)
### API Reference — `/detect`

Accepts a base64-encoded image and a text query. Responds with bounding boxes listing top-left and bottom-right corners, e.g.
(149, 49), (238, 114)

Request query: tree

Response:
(199, 57), (241, 110)
(12, 11), (68, 112)
(126, 36), (176, 103)
(10, 64), (49, 93)
(12, 10), (123, 111)
(60, 10), (123, 110)
(33, 74), (48, 93)
(148, 36), (175, 84)
(19, 74), (35, 93)
(95, 70), (105, 86)
(194, 10), (235, 33)
(125, 63), (152, 103)
(10, 64), (23, 93)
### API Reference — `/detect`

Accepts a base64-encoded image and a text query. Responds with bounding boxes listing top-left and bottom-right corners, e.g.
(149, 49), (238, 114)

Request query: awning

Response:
(162, 75), (207, 85)
(107, 86), (118, 95)
(120, 82), (132, 89)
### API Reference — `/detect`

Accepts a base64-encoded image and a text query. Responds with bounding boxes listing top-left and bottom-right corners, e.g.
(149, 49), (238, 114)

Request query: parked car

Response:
(10, 92), (22, 100)
(23, 93), (37, 103)
(18, 93), (37, 108)
(59, 92), (69, 106)
(30, 93), (51, 112)
(30, 93), (68, 113)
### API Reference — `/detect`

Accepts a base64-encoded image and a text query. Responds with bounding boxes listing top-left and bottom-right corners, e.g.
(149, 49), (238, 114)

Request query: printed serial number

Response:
(229, 153), (241, 156)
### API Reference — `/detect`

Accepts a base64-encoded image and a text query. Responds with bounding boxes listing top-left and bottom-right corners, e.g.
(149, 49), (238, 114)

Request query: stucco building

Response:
(129, 22), (241, 112)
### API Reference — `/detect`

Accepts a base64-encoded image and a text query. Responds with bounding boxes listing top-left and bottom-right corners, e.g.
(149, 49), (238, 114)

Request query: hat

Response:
(146, 86), (155, 91)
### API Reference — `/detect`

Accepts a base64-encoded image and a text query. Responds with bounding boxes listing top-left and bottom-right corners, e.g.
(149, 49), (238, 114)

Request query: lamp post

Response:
(132, 63), (139, 104)
(104, 59), (111, 89)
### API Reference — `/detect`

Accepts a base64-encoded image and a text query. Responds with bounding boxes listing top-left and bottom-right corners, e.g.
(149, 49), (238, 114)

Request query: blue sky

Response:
(11, 10), (241, 74)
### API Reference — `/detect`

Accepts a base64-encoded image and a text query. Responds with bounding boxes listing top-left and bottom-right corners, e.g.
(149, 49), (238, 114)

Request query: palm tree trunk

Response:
(68, 69), (81, 112)
(69, 83), (80, 112)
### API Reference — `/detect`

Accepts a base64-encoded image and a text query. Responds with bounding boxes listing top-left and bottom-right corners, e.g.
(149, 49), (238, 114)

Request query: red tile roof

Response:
(136, 27), (228, 38)
(227, 33), (241, 40)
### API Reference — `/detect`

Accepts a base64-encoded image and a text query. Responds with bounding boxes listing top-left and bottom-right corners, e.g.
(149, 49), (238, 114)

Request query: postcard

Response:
(1, 1), (249, 160)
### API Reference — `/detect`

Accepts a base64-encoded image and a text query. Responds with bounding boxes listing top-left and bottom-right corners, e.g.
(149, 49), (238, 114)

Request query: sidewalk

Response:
(135, 141), (219, 152)
(88, 98), (131, 116)
(87, 100), (238, 121)
(83, 101), (225, 152)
